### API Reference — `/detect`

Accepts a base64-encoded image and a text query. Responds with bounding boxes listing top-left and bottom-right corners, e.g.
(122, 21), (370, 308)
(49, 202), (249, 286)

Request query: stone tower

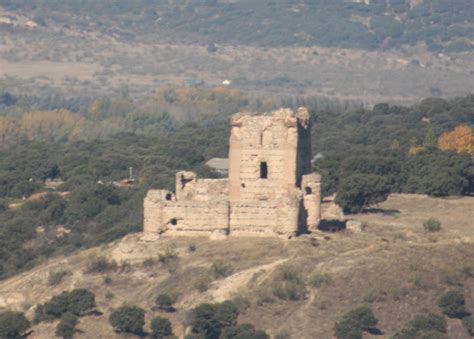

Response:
(143, 107), (321, 238)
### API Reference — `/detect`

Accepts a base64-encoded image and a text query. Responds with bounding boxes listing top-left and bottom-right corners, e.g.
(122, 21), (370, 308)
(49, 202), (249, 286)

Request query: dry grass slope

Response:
(0, 194), (472, 338)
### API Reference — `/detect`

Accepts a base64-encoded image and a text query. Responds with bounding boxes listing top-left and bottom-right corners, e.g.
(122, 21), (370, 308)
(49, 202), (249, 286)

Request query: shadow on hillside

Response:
(318, 219), (346, 232)
(367, 328), (384, 335)
(363, 208), (400, 216)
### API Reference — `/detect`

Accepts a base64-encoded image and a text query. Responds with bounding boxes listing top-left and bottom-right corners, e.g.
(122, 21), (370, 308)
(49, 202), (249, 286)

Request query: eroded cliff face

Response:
(144, 108), (321, 238)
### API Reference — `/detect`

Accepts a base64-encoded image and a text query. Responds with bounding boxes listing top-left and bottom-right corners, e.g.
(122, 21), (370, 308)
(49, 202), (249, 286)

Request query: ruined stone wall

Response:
(302, 173), (322, 229)
(229, 191), (301, 235)
(143, 107), (321, 238)
(228, 108), (311, 202)
(161, 200), (229, 233)
(175, 171), (228, 201)
(144, 191), (229, 235)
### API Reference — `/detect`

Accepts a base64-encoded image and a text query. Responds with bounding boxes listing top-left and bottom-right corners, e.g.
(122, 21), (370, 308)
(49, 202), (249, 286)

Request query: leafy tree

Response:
(334, 318), (363, 339)
(55, 312), (78, 339)
(156, 293), (175, 312)
(109, 305), (145, 335)
(36, 289), (96, 321)
(438, 290), (467, 318)
(150, 316), (173, 339)
(191, 301), (239, 339)
(0, 311), (30, 338)
(335, 174), (390, 214)
(334, 307), (378, 339)
(438, 125), (473, 156)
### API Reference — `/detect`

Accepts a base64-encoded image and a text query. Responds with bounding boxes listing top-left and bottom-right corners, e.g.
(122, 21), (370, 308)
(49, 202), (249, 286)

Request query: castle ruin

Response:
(143, 107), (321, 238)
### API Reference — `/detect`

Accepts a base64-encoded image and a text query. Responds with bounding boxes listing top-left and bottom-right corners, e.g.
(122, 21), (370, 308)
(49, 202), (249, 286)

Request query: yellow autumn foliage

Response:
(438, 125), (474, 156)
(19, 109), (84, 142)
(0, 116), (19, 145)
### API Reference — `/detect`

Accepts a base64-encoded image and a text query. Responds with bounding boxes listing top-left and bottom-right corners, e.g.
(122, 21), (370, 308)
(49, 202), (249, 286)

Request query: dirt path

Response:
(178, 258), (289, 308)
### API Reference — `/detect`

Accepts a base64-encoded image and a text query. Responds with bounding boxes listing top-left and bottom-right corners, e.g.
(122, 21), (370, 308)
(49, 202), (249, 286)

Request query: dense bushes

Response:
(437, 290), (467, 318)
(55, 312), (78, 339)
(393, 313), (447, 339)
(335, 174), (390, 214)
(109, 305), (145, 335)
(190, 300), (239, 339)
(150, 317), (173, 339)
(0, 311), (30, 338)
(35, 289), (96, 322)
(334, 306), (378, 339)
(155, 293), (175, 312)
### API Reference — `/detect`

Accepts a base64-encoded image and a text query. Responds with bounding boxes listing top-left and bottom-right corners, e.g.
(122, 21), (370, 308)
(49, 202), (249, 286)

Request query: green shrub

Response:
(35, 289), (96, 322)
(156, 293), (175, 312)
(462, 316), (474, 336)
(334, 306), (378, 339)
(335, 174), (389, 214)
(211, 260), (233, 278)
(48, 270), (71, 286)
(423, 218), (441, 232)
(437, 290), (466, 318)
(191, 300), (239, 338)
(84, 256), (118, 274)
(220, 323), (269, 339)
(158, 244), (178, 264)
(55, 312), (78, 339)
(309, 272), (333, 288)
(109, 305), (145, 335)
(188, 243), (197, 252)
(393, 313), (447, 339)
(194, 275), (212, 292)
(150, 316), (173, 339)
(0, 311), (30, 338)
(271, 265), (306, 301)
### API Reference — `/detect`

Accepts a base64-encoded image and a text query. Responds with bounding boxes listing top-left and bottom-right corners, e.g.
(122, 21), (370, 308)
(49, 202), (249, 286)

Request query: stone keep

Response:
(144, 107), (321, 237)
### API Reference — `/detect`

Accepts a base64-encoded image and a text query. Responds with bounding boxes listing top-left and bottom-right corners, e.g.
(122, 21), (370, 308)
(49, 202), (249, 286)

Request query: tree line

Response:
(0, 88), (472, 279)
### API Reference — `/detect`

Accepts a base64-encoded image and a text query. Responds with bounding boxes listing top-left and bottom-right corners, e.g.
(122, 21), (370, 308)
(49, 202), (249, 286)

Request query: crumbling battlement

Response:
(144, 107), (321, 238)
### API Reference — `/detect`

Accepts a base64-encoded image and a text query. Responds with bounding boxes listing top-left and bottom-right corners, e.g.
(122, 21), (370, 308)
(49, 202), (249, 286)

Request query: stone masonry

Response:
(144, 107), (321, 238)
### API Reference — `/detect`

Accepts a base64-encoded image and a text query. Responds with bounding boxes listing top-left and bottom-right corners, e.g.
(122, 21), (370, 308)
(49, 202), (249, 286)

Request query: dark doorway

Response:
(260, 162), (268, 179)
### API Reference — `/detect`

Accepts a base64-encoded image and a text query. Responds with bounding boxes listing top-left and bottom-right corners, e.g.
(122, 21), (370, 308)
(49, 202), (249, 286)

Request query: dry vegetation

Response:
(0, 194), (472, 338)
(1, 6), (473, 104)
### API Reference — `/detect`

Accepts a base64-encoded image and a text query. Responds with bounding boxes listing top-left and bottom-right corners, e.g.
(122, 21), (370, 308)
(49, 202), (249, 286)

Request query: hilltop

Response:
(0, 194), (473, 338)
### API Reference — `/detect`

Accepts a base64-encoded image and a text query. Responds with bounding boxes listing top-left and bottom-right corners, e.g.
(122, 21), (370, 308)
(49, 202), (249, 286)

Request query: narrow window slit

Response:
(260, 162), (268, 179)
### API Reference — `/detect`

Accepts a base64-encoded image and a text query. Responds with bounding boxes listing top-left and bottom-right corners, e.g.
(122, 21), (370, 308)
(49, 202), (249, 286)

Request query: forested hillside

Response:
(0, 88), (472, 280)
(1, 0), (473, 52)
(1, 0), (473, 104)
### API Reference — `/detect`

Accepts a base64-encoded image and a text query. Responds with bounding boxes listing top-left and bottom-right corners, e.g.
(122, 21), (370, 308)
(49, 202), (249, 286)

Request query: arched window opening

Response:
(305, 187), (312, 195)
